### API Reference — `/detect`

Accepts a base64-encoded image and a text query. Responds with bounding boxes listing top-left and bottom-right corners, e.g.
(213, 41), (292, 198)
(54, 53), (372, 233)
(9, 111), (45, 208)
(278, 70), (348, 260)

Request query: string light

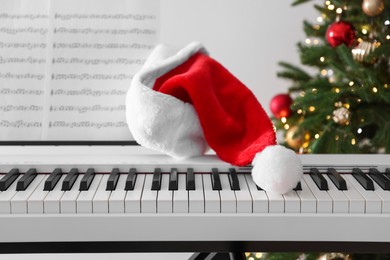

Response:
(300, 91), (305, 97)
(372, 87), (378, 93)
(320, 57), (325, 62)
(309, 106), (316, 112)
(344, 103), (350, 109)
(297, 109), (303, 114)
(386, 35), (390, 40)
(336, 8), (343, 14)
(313, 39), (319, 45)
(284, 124), (290, 130)
(362, 28), (368, 34)
(317, 16), (323, 23)
(314, 134), (320, 139)
(326, 115), (331, 120)
(305, 38), (311, 44)
(325, 1), (331, 5)
(335, 135), (339, 141)
(349, 81), (354, 86)
(334, 87), (340, 93)
(351, 138), (356, 145)
(321, 69), (328, 76)
(281, 117), (287, 123)
(357, 128), (363, 134)
(384, 84), (388, 89)
(385, 20), (390, 26)
(328, 4), (335, 10)
(255, 253), (263, 258)
(312, 88), (318, 93)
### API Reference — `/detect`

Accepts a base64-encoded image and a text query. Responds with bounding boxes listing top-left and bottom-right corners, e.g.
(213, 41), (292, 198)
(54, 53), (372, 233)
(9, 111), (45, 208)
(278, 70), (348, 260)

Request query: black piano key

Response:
(256, 185), (263, 191)
(106, 168), (120, 191)
(352, 168), (374, 190)
(309, 168), (328, 190)
(125, 168), (137, 191)
(44, 168), (63, 191)
(151, 168), (162, 190)
(386, 169), (390, 180)
(228, 168), (240, 190)
(211, 168), (222, 190)
(0, 168), (20, 191)
(16, 168), (37, 191)
(62, 168), (79, 191)
(186, 168), (195, 191)
(368, 168), (390, 190)
(326, 168), (347, 190)
(79, 168), (95, 191)
(293, 181), (302, 191)
(169, 168), (178, 190)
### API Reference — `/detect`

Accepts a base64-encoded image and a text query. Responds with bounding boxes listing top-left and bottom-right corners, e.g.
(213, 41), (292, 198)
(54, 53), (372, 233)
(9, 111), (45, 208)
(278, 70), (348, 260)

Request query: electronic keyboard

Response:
(0, 146), (390, 253)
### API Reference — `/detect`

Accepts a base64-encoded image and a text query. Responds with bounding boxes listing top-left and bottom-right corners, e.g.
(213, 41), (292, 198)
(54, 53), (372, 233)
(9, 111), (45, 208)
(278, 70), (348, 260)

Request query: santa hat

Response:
(126, 42), (302, 194)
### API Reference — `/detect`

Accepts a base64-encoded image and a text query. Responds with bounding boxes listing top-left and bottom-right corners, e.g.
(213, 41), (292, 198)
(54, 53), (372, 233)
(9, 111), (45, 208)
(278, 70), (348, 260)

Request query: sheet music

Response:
(0, 0), (160, 141)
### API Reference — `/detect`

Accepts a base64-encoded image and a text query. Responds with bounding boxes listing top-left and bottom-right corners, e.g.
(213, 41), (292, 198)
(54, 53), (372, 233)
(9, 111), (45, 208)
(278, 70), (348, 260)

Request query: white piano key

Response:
(267, 192), (285, 213)
(0, 175), (22, 214)
(245, 174), (268, 213)
(370, 178), (390, 213)
(108, 174), (127, 213)
(44, 175), (66, 213)
(188, 174), (204, 213)
(235, 174), (252, 213)
(125, 173), (145, 213)
(77, 174), (102, 213)
(140, 174), (157, 213)
(203, 174), (220, 213)
(219, 174), (236, 213)
(173, 174), (188, 213)
(340, 175), (365, 213)
(27, 174), (50, 214)
(323, 175), (349, 213)
(157, 174), (172, 213)
(11, 174), (45, 214)
(60, 175), (83, 213)
(93, 175), (111, 213)
(344, 175), (381, 214)
(303, 175), (332, 213)
(283, 190), (301, 213)
(296, 179), (316, 213)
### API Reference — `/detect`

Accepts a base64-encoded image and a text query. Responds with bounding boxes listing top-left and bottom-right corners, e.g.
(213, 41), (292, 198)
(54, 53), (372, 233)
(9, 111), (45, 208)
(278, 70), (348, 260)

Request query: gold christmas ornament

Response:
(285, 125), (304, 150)
(352, 41), (379, 62)
(362, 0), (385, 16)
(333, 107), (351, 125)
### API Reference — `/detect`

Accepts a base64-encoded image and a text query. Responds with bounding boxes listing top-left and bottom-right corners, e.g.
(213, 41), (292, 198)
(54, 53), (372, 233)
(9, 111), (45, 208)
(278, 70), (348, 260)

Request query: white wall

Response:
(161, 0), (318, 114)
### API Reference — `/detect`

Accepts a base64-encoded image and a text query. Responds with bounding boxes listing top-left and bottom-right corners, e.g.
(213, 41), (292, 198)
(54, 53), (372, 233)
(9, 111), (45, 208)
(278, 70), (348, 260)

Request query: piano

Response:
(1, 145), (390, 254)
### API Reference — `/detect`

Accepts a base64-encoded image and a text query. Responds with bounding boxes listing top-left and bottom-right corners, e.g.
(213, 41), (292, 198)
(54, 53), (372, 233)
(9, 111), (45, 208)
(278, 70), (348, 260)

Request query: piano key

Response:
(339, 174), (365, 213)
(169, 168), (178, 191)
(219, 174), (236, 213)
(369, 177), (390, 213)
(173, 174), (188, 213)
(303, 175), (332, 213)
(267, 192), (285, 213)
(235, 174), (252, 213)
(245, 174), (268, 213)
(344, 174), (381, 213)
(211, 168), (222, 191)
(140, 174), (158, 213)
(79, 168), (95, 191)
(125, 173), (145, 213)
(60, 175), (83, 213)
(323, 175), (348, 213)
(44, 168), (63, 191)
(77, 174), (102, 213)
(188, 173), (204, 213)
(0, 175), (22, 214)
(327, 168), (347, 190)
(368, 168), (390, 190)
(203, 173), (221, 213)
(309, 168), (328, 191)
(93, 175), (111, 213)
(43, 175), (67, 213)
(61, 168), (79, 191)
(0, 168), (20, 191)
(157, 174), (173, 213)
(186, 168), (195, 191)
(295, 178), (316, 213)
(106, 168), (120, 191)
(28, 174), (51, 213)
(151, 168), (162, 191)
(109, 174), (127, 213)
(283, 189), (301, 213)
(228, 168), (240, 190)
(352, 168), (374, 191)
(386, 168), (390, 180)
(293, 182), (302, 191)
(11, 174), (45, 214)
(125, 168), (137, 191)
(16, 168), (37, 191)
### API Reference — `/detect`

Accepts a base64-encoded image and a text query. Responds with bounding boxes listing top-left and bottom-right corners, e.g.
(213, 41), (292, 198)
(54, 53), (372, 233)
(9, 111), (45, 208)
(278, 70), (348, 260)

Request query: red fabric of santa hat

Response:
(126, 42), (302, 194)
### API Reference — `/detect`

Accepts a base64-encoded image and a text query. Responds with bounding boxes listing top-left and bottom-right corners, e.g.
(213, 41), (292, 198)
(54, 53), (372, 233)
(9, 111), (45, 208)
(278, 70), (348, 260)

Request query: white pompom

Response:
(252, 145), (303, 195)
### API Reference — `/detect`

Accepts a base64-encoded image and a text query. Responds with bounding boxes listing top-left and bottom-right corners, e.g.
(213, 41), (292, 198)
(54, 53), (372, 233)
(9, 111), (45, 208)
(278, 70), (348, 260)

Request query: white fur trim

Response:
(126, 42), (209, 158)
(251, 145), (303, 195)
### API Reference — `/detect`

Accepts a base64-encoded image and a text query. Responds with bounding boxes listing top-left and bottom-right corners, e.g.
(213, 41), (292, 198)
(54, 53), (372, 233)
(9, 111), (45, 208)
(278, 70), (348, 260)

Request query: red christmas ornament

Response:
(270, 94), (292, 118)
(326, 21), (356, 48)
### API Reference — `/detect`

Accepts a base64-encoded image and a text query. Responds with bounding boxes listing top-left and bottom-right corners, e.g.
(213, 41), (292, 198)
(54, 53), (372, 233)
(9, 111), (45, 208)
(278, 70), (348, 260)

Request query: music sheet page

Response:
(0, 0), (160, 141)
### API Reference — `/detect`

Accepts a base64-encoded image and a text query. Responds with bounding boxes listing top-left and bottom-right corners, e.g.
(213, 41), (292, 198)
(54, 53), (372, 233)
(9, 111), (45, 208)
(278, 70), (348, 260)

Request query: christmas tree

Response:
(272, 0), (390, 154)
